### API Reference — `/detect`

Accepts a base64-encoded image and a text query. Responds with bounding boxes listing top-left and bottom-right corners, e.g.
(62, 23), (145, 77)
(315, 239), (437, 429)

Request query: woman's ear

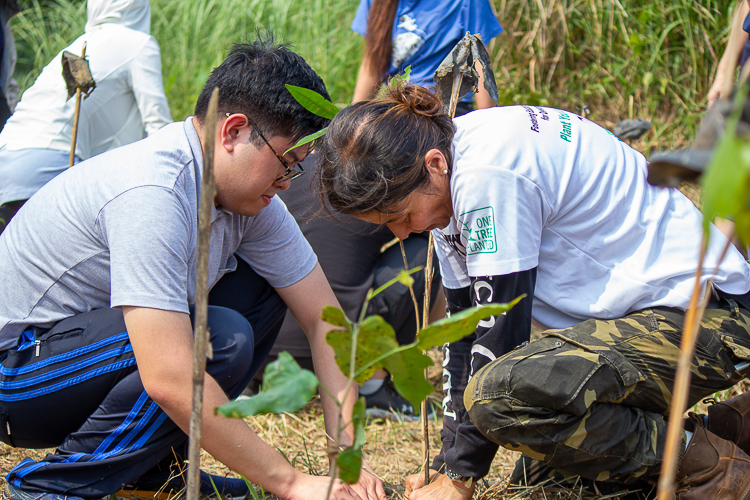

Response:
(424, 148), (449, 175)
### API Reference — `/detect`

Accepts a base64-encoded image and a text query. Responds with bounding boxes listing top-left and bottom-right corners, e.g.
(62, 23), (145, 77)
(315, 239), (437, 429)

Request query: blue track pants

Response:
(1, 257), (286, 498)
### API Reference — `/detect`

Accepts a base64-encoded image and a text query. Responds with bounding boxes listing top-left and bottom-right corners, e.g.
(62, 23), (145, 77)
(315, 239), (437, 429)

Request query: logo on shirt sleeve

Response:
(460, 206), (497, 255)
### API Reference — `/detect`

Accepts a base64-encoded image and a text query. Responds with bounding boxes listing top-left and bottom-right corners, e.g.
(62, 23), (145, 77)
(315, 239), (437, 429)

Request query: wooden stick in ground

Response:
(400, 239), (421, 334)
(656, 235), (710, 500)
(68, 43), (87, 168)
(420, 233), (436, 484)
(186, 87), (220, 500)
(657, 235), (734, 499)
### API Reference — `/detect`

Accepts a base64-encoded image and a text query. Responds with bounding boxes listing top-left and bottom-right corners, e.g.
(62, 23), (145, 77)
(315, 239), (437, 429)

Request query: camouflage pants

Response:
(465, 304), (750, 483)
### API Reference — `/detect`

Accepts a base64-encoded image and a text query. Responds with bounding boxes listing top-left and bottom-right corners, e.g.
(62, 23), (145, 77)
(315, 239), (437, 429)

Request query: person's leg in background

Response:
(2, 256), (286, 498)
(0, 146), (78, 235)
(0, 199), (23, 235)
(360, 233), (443, 419)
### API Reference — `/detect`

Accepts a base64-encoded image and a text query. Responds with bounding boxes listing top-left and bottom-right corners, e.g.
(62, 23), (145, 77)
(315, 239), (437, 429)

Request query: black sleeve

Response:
(431, 268), (537, 479)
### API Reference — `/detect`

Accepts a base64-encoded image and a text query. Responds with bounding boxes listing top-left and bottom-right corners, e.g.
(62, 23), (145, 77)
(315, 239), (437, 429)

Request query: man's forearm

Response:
(277, 264), (359, 452)
(123, 307), (302, 498)
(309, 326), (359, 450)
(174, 375), (301, 497)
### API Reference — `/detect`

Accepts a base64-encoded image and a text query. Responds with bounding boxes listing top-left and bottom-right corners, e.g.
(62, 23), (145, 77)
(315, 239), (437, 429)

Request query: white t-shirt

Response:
(0, 0), (171, 159)
(434, 106), (750, 329)
(0, 118), (318, 351)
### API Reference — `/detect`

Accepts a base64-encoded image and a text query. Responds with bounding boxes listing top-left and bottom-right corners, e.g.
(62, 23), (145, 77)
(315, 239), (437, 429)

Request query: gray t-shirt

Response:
(0, 117), (317, 351)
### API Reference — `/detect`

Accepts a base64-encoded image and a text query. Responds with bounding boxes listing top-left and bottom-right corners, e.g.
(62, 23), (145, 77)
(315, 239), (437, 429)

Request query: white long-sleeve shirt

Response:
(0, 0), (172, 159)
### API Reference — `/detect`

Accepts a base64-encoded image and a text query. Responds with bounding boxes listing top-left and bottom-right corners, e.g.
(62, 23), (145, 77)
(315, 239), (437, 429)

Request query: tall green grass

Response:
(12, 0), (363, 120)
(491, 0), (737, 151)
(10, 0), (740, 151)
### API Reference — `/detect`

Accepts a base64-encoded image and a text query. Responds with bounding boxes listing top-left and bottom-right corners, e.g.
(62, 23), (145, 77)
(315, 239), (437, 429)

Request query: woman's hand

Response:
(350, 468), (387, 500)
(405, 471), (475, 500)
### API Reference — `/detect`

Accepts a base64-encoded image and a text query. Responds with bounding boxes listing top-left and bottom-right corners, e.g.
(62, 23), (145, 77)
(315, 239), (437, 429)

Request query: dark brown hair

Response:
(316, 84), (455, 217)
(365, 0), (400, 80)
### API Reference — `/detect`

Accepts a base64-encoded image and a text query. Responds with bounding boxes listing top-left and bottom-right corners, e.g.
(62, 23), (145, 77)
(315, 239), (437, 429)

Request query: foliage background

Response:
(10, 0), (742, 154)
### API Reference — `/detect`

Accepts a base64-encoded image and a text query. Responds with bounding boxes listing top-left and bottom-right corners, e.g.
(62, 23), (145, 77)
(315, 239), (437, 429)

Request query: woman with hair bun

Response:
(318, 85), (750, 499)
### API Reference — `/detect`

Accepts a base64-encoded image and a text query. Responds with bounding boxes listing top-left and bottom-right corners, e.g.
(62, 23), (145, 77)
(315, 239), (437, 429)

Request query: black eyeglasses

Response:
(228, 113), (305, 182)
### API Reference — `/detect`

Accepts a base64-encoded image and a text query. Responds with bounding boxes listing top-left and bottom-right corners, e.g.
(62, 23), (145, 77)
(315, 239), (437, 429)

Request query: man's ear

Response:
(220, 113), (250, 153)
(424, 148), (448, 175)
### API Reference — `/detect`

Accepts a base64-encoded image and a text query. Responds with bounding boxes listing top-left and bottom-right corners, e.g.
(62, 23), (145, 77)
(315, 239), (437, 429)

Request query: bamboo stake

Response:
(400, 240), (421, 334)
(420, 234), (435, 484)
(68, 43), (86, 168)
(656, 234), (733, 499)
(186, 87), (220, 500)
(416, 76), (463, 486)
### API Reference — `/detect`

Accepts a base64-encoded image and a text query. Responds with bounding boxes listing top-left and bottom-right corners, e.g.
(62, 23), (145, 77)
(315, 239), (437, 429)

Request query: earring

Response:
(443, 169), (448, 174)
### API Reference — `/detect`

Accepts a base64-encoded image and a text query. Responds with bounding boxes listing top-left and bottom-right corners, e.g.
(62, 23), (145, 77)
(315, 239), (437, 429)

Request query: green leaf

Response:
(337, 447), (362, 484)
(326, 315), (399, 383)
(240, 475), (261, 500)
(216, 352), (318, 418)
(390, 65), (412, 86)
(380, 344), (433, 410)
(337, 397), (366, 484)
(322, 305), (353, 332)
(378, 66), (412, 97)
(286, 84), (339, 119)
(208, 475), (222, 499)
(701, 93), (750, 246)
(326, 315), (434, 408)
(416, 296), (525, 350)
(352, 396), (366, 448)
(283, 127), (328, 156)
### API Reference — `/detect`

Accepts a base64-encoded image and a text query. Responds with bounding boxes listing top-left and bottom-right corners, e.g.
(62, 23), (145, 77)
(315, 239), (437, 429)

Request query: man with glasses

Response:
(0, 38), (385, 500)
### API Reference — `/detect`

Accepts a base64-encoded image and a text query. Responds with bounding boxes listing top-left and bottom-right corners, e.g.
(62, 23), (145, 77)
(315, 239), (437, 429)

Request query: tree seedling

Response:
(217, 266), (521, 490)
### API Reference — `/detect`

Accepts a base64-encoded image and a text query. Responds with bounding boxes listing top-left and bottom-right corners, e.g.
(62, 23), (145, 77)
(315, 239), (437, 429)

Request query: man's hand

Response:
(405, 471), (474, 500)
(285, 471), (386, 500)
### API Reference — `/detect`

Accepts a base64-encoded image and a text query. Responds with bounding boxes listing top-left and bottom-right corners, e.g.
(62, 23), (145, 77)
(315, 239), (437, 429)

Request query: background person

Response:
(0, 39), (384, 500)
(0, 0), (172, 233)
(315, 85), (750, 500)
(257, 166), (443, 420)
(707, 0), (750, 109)
(0, 0), (20, 130)
(351, 0), (502, 114)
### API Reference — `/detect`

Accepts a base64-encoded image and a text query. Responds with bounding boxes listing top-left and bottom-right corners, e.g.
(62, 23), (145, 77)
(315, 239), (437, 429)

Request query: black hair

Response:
(194, 34), (331, 145)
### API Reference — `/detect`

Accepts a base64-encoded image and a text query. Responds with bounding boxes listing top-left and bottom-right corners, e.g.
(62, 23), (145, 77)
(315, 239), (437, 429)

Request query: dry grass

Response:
(1, 347), (748, 499)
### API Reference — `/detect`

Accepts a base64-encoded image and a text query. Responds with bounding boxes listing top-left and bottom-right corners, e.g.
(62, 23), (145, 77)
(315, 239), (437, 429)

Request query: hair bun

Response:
(386, 83), (445, 118)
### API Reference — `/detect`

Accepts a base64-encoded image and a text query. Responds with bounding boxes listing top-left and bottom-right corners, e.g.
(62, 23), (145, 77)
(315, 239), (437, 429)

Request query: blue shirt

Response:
(352, 0), (503, 92)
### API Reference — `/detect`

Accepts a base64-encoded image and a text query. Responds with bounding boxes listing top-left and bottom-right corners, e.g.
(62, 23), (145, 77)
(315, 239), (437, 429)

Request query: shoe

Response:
(509, 454), (655, 499)
(2, 484), (83, 500)
(707, 391), (750, 454)
(675, 412), (750, 499)
(120, 468), (249, 500)
(363, 377), (434, 422)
